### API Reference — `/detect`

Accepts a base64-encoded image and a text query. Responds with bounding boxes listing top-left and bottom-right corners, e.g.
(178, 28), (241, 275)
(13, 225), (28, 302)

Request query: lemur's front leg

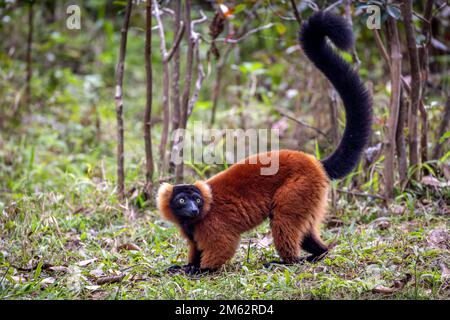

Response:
(196, 233), (241, 272)
(167, 240), (205, 274)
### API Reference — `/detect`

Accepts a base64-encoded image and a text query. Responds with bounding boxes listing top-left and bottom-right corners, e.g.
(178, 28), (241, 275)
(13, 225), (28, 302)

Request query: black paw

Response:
(167, 264), (213, 276)
(263, 260), (283, 268)
(167, 264), (191, 274)
(185, 265), (201, 275)
(185, 266), (215, 276)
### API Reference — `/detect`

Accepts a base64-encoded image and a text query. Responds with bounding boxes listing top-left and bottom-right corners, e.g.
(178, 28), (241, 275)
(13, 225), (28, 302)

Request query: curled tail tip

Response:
(300, 11), (354, 51)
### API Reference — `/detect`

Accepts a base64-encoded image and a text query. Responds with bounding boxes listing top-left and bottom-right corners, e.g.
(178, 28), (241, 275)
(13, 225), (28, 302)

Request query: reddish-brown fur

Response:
(157, 150), (329, 270)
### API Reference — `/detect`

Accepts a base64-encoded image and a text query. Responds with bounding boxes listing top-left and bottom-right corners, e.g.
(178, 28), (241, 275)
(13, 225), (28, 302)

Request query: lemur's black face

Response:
(169, 185), (204, 219)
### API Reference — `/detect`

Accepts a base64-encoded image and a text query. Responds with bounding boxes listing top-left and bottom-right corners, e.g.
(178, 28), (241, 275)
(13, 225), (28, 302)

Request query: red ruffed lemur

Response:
(157, 12), (372, 274)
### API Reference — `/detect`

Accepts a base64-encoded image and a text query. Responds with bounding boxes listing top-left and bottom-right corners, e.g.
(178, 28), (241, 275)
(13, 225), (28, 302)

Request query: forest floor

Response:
(0, 116), (449, 300)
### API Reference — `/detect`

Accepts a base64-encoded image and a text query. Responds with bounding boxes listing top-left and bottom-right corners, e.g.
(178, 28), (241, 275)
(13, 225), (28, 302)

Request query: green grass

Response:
(0, 109), (449, 300)
(1, 175), (448, 299)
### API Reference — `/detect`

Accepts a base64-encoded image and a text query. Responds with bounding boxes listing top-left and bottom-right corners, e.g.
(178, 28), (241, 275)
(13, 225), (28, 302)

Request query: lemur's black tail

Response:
(300, 12), (372, 180)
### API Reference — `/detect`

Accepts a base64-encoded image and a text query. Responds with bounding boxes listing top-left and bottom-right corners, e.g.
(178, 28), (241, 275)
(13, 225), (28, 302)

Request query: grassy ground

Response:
(0, 111), (449, 300)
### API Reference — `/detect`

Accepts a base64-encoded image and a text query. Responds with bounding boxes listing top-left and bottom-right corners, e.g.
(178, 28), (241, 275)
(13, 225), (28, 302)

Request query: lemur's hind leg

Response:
(269, 185), (315, 264)
(268, 175), (328, 266)
(264, 230), (328, 267)
(301, 231), (328, 262)
(270, 216), (308, 264)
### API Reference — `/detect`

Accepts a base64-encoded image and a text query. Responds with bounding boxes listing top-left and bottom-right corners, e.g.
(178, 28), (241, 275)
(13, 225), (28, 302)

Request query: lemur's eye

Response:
(179, 198), (185, 204)
(196, 198), (201, 204)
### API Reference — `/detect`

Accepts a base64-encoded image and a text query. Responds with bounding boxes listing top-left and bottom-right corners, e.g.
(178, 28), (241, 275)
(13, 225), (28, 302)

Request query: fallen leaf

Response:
(96, 274), (125, 285)
(390, 204), (405, 215)
(427, 229), (449, 250)
(371, 217), (391, 230)
(41, 277), (56, 286)
(421, 175), (450, 188)
(421, 175), (441, 187)
(440, 263), (450, 280)
(77, 258), (97, 267)
(11, 275), (27, 283)
(129, 274), (147, 282)
(14, 261), (53, 272)
(90, 267), (105, 277)
(48, 266), (69, 273)
(85, 285), (101, 291)
(372, 274), (412, 294)
(117, 243), (142, 251)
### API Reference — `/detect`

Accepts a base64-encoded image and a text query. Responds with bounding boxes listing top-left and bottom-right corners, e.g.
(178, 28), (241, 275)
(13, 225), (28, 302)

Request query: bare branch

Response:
(324, 0), (343, 12)
(275, 108), (329, 139)
(343, 0), (361, 68)
(176, 0), (195, 183)
(192, 10), (207, 29)
(169, 0), (182, 175)
(187, 42), (205, 117)
(305, 0), (320, 11)
(183, 9), (207, 119)
(153, 0), (171, 175)
(215, 23), (274, 44)
(418, 0), (434, 165)
(402, 0), (422, 179)
(144, 0), (154, 197)
(289, 0), (302, 25)
(375, 28), (426, 108)
(162, 7), (174, 15)
(153, 0), (168, 56)
(374, 29), (390, 66)
(115, 0), (133, 201)
(164, 21), (185, 63)
(383, 16), (402, 200)
(432, 1), (447, 16)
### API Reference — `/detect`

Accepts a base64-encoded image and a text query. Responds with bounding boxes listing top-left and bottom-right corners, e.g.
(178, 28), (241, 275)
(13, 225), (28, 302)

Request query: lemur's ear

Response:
(157, 183), (175, 222)
(194, 181), (213, 213)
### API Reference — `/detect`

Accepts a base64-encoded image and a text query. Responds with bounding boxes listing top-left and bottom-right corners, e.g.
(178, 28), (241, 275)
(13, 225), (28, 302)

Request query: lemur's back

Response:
(204, 150), (329, 233)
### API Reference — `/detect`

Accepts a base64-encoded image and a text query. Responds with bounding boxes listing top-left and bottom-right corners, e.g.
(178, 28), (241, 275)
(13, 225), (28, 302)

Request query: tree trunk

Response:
(395, 89), (408, 186)
(418, 0), (434, 165)
(175, 0), (194, 184)
(153, 0), (170, 177)
(170, 0), (182, 174)
(114, 0), (133, 201)
(144, 0), (154, 197)
(383, 17), (402, 200)
(402, 0), (422, 180)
